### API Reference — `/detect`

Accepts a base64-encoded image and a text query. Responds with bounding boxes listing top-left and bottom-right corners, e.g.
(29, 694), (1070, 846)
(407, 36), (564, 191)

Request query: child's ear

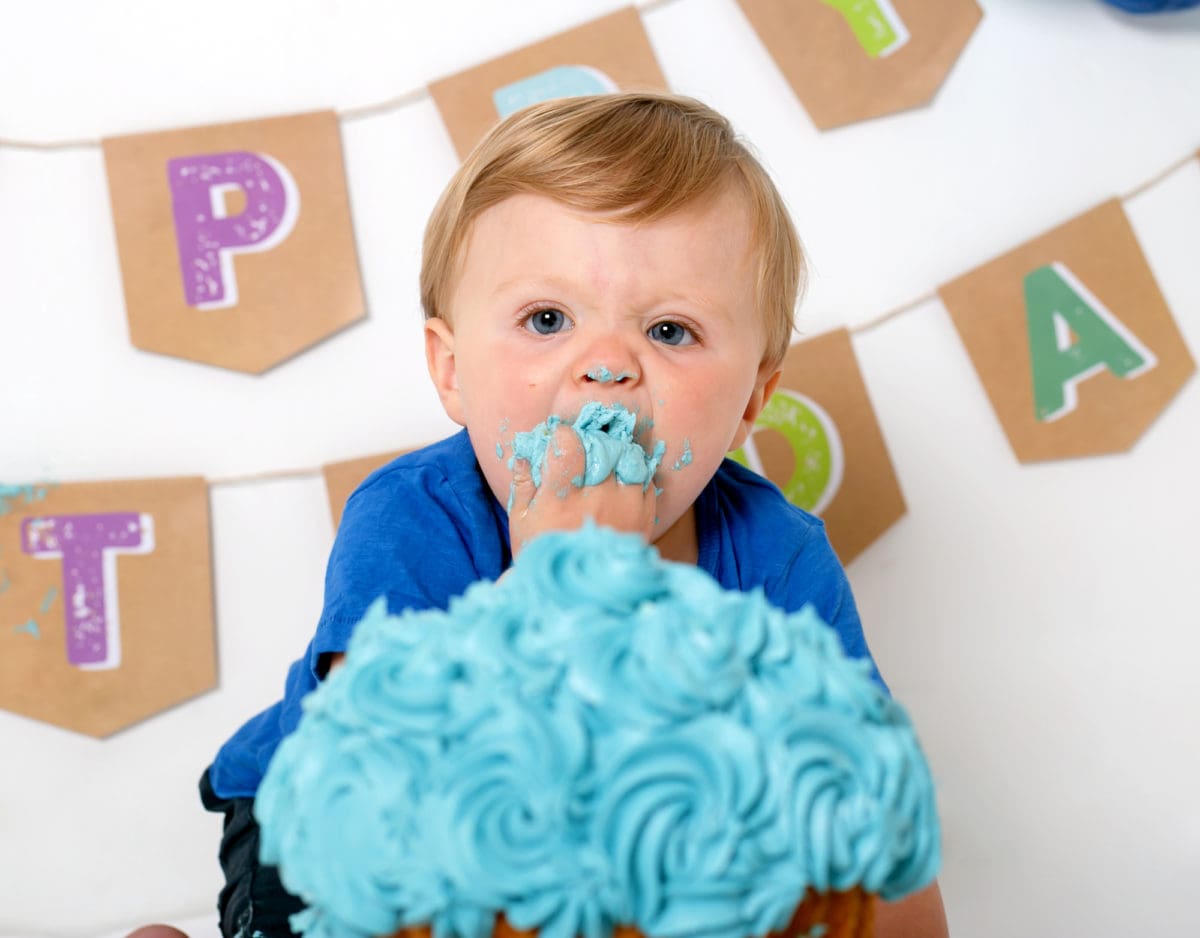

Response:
(424, 318), (466, 426)
(730, 366), (782, 451)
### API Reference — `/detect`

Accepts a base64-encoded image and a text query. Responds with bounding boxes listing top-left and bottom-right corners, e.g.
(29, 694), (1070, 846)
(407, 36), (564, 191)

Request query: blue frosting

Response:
(256, 525), (940, 938)
(586, 366), (637, 384)
(508, 403), (666, 491)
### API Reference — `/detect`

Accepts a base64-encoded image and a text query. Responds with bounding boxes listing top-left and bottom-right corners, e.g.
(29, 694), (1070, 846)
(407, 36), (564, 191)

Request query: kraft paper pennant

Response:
(736, 0), (982, 129)
(429, 6), (669, 160)
(0, 477), (215, 737)
(730, 329), (905, 564)
(323, 450), (410, 528)
(103, 111), (365, 374)
(939, 199), (1195, 462)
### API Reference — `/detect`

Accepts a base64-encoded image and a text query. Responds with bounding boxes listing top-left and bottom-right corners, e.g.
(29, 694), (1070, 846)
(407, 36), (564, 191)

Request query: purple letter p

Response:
(167, 151), (300, 309)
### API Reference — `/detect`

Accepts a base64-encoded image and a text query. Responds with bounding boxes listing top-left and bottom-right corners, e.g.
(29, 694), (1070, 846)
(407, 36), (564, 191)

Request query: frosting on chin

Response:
(256, 524), (941, 938)
(508, 403), (666, 490)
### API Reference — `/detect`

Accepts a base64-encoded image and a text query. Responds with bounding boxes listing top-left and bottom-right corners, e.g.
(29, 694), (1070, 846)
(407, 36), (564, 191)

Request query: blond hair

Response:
(420, 91), (804, 369)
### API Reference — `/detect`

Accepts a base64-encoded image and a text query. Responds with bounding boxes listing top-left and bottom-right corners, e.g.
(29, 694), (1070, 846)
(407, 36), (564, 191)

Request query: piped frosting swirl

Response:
(256, 524), (941, 938)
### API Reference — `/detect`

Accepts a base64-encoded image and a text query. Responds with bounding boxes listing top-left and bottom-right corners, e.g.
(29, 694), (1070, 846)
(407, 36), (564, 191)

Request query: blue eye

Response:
(648, 321), (694, 346)
(525, 307), (571, 335)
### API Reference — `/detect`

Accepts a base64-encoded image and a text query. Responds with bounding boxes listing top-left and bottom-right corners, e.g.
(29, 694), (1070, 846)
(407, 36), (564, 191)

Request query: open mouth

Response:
(573, 401), (639, 443)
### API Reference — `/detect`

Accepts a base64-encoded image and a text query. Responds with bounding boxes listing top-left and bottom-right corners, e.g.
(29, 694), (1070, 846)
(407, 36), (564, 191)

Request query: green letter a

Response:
(1024, 262), (1156, 422)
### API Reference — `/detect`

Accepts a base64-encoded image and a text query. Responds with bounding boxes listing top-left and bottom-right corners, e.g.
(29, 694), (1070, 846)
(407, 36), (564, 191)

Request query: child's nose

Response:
(575, 333), (641, 388)
(582, 364), (639, 385)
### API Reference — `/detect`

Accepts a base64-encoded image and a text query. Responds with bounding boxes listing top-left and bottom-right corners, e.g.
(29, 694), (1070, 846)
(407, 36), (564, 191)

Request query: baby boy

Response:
(199, 91), (945, 938)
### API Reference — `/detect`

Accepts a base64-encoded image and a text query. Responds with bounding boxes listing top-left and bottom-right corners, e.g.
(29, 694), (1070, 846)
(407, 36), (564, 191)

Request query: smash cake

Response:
(255, 523), (941, 938)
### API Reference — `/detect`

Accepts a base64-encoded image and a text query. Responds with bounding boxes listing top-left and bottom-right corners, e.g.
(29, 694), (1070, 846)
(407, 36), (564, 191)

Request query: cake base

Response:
(386, 887), (876, 938)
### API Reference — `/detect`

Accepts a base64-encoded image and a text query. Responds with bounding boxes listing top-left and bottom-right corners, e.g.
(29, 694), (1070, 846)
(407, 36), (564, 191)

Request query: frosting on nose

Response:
(586, 365), (638, 384)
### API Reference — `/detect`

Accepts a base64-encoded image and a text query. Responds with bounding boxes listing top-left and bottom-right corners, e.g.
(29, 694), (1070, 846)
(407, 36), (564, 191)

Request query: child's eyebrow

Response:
(490, 277), (729, 317)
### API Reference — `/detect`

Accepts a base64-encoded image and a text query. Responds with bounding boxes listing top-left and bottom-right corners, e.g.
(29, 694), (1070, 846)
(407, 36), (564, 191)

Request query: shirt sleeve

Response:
(313, 439), (510, 661)
(208, 433), (510, 799)
(772, 521), (888, 692)
(703, 460), (888, 692)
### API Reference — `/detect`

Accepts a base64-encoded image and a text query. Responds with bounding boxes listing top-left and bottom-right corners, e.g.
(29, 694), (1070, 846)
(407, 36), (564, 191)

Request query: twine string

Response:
(0, 15), (1195, 483)
(207, 466), (324, 488)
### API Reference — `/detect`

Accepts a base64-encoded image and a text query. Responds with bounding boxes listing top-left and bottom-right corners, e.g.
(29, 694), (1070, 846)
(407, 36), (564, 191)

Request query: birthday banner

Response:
(3, 3), (1199, 735)
(731, 329), (907, 564)
(103, 110), (365, 374)
(430, 6), (669, 159)
(0, 478), (215, 737)
(96, 4), (982, 376)
(939, 200), (1196, 461)
(736, 0), (984, 129)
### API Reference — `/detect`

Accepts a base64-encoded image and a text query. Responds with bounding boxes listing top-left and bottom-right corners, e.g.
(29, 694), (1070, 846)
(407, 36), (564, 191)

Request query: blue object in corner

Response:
(1101, 0), (1200, 12)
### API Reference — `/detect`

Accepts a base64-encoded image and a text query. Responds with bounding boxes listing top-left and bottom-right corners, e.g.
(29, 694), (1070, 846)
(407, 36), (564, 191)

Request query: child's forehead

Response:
(454, 191), (757, 290)
(462, 184), (758, 255)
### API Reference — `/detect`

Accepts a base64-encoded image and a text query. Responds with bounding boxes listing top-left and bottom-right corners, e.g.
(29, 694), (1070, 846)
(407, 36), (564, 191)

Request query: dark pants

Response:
(199, 769), (306, 938)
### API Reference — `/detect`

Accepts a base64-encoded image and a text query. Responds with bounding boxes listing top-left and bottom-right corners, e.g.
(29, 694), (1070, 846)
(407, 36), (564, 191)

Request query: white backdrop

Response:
(2, 1), (1199, 936)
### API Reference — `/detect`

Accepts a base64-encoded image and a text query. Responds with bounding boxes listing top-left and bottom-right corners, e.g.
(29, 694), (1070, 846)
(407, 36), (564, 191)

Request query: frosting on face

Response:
(585, 366), (637, 384)
(256, 525), (941, 938)
(508, 403), (666, 491)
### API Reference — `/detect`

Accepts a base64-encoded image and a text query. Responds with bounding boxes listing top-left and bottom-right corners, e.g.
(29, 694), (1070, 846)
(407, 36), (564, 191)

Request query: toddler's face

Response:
(425, 187), (779, 551)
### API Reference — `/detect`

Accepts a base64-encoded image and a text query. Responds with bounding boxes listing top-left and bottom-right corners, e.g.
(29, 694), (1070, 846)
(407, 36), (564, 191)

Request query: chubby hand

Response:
(507, 424), (658, 556)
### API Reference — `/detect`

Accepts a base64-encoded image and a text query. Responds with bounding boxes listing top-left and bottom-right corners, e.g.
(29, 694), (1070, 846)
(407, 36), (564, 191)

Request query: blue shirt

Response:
(208, 429), (883, 799)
